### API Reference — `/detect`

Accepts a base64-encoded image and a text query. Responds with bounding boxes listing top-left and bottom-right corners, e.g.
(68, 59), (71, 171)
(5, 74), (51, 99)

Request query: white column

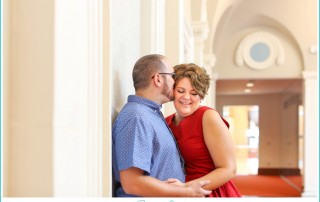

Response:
(54, 0), (106, 196)
(141, 0), (165, 55)
(206, 72), (218, 109)
(203, 54), (217, 109)
(87, 0), (106, 197)
(302, 71), (318, 197)
(191, 21), (209, 66)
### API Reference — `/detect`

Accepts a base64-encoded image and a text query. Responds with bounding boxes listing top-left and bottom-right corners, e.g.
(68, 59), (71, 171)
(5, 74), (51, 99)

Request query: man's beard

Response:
(161, 81), (174, 101)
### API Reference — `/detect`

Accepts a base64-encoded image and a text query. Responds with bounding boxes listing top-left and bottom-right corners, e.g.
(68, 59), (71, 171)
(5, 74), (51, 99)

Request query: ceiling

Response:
(216, 79), (303, 96)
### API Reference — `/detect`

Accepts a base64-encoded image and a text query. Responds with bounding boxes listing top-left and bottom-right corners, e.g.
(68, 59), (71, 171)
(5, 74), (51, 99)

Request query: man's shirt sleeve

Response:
(114, 115), (154, 175)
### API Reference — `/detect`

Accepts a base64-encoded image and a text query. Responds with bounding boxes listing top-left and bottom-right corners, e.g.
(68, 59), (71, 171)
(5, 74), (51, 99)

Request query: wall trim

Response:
(258, 168), (301, 175)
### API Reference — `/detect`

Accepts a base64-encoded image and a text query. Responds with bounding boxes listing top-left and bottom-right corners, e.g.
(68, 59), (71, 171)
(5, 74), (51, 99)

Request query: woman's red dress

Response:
(166, 106), (241, 197)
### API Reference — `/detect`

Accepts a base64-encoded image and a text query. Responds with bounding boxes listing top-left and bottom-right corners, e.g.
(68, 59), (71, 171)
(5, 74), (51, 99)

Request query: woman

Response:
(165, 63), (241, 197)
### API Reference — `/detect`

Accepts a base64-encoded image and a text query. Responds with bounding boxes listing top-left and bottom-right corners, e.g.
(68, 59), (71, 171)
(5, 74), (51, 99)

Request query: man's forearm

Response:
(124, 175), (195, 197)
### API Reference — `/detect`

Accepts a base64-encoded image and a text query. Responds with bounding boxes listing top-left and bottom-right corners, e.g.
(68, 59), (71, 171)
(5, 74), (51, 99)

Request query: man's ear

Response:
(153, 74), (162, 87)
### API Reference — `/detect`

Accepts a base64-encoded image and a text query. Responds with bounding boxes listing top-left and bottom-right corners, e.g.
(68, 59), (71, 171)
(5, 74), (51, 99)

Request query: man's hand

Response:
(120, 167), (211, 197)
(187, 180), (212, 197)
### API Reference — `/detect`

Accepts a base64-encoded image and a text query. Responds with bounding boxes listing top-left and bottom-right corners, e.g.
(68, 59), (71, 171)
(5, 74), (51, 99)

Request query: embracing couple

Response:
(112, 54), (241, 197)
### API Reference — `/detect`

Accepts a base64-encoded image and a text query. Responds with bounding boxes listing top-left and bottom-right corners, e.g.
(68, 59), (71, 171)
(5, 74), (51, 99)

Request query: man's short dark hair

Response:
(132, 54), (166, 90)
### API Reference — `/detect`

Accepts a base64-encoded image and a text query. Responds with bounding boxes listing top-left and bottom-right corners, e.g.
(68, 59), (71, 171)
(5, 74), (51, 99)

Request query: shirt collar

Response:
(128, 95), (162, 111)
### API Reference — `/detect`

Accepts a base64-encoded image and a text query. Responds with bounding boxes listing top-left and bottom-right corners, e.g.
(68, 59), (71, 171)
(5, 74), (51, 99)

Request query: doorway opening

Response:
(223, 105), (259, 175)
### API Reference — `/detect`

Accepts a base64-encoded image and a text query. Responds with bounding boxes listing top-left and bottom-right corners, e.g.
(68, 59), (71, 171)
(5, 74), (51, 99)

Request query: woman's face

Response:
(173, 77), (201, 118)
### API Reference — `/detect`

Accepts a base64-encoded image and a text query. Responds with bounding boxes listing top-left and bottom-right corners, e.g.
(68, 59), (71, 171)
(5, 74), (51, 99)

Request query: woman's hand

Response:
(164, 178), (186, 187)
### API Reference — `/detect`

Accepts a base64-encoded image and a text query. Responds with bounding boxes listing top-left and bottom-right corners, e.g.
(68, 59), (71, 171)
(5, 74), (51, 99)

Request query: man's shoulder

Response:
(119, 102), (149, 116)
(114, 102), (152, 126)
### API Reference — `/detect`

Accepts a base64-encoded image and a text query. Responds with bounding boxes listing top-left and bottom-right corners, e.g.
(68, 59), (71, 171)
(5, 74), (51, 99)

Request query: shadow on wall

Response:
(112, 69), (125, 122)
(111, 70), (121, 197)
(112, 107), (119, 125)
(111, 107), (118, 197)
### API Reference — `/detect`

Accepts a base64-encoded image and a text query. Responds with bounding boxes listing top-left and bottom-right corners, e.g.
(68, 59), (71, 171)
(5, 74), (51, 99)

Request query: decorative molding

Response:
(235, 31), (285, 70)
(191, 21), (209, 42)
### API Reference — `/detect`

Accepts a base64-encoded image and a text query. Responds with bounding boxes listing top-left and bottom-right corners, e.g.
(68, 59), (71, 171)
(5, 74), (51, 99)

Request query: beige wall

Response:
(6, 0), (54, 196)
(215, 27), (303, 79)
(3, 0), (11, 197)
(280, 92), (301, 168)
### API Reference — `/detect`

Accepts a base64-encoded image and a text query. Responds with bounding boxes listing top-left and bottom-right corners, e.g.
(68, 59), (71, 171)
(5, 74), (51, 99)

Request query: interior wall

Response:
(215, 27), (303, 79)
(217, 94), (284, 168)
(8, 0), (54, 196)
(217, 91), (302, 171)
(212, 0), (317, 73)
(212, 0), (316, 179)
(280, 92), (301, 168)
(111, 0), (140, 122)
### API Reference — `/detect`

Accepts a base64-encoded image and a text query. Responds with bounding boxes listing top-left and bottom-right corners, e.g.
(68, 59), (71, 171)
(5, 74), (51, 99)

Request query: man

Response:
(112, 54), (211, 197)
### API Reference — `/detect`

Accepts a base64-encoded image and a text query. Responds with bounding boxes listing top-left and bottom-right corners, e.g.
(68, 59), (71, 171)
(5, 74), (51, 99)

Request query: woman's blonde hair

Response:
(173, 63), (211, 99)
